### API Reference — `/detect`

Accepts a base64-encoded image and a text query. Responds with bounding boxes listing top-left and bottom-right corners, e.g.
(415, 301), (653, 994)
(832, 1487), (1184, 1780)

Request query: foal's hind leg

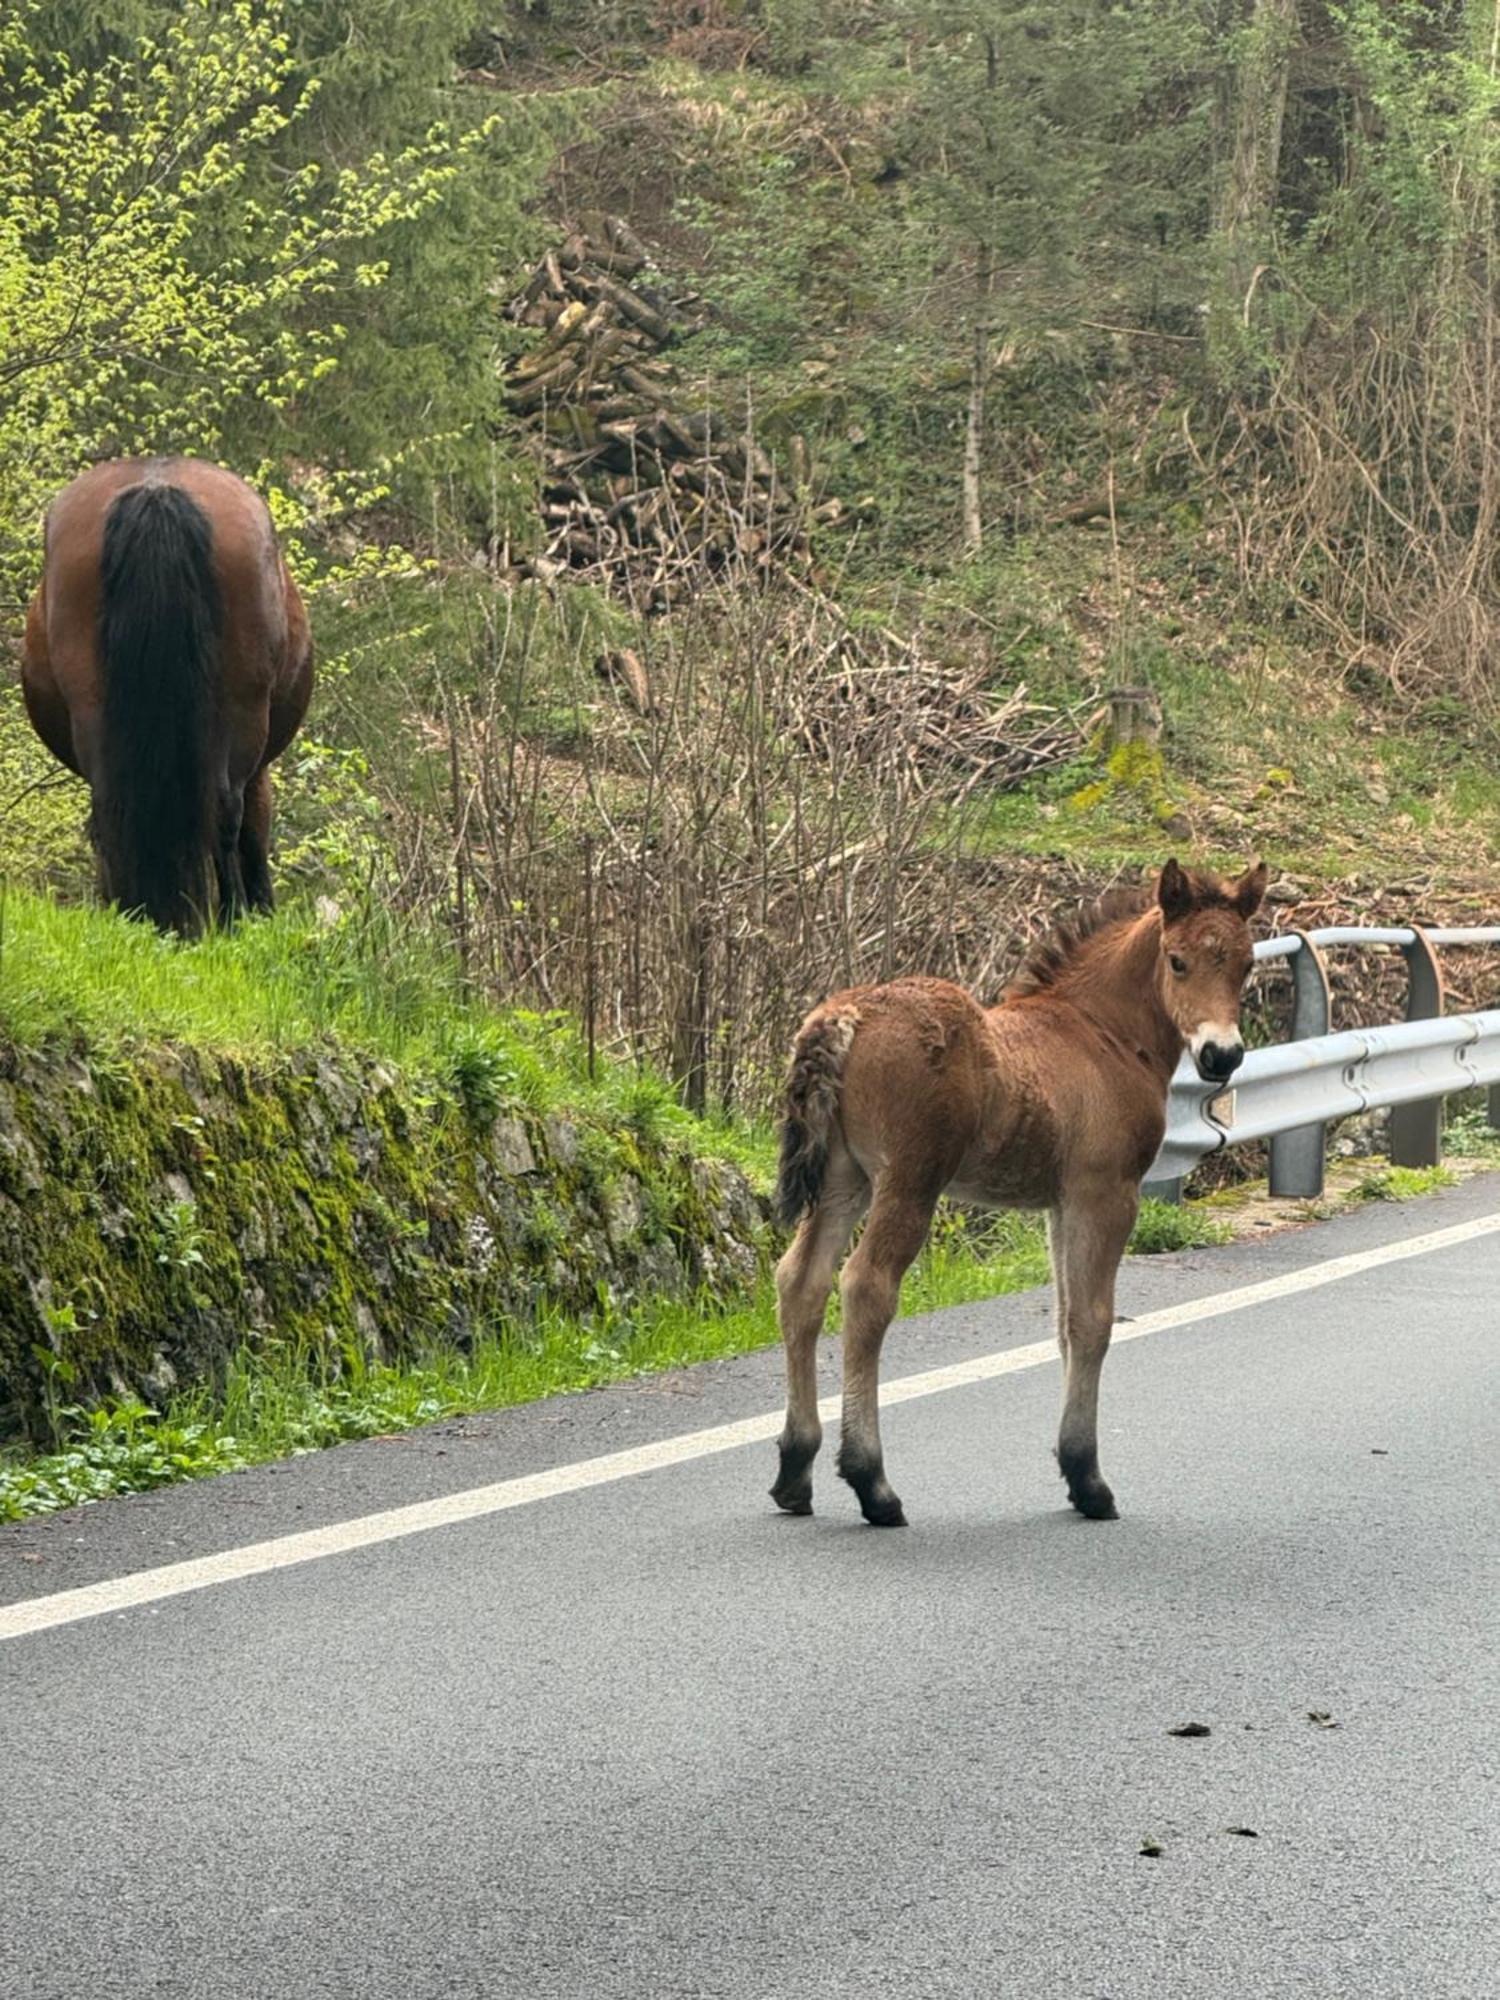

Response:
(1050, 1185), (1138, 1520)
(837, 1175), (939, 1526)
(772, 1160), (868, 1515)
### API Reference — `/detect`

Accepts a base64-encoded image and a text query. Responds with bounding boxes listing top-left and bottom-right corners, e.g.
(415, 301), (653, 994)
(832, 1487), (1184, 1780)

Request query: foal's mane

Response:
(1007, 888), (1148, 999)
(1006, 869), (1235, 999)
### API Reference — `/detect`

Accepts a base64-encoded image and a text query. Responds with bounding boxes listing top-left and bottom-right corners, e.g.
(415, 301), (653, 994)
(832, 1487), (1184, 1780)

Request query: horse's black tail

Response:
(97, 481), (221, 933)
(773, 1009), (858, 1228)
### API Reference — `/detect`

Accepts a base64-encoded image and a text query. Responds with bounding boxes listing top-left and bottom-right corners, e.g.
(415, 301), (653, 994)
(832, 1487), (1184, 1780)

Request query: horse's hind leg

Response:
(772, 1157), (868, 1515)
(837, 1174), (939, 1526)
(1050, 1185), (1138, 1520)
(214, 783), (248, 926)
(20, 593), (84, 776)
(237, 767), (275, 915)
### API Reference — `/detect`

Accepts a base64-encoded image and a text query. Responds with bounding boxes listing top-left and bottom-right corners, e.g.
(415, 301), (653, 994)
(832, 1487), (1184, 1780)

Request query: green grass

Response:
(1128, 1197), (1231, 1254)
(1444, 1102), (1500, 1162)
(1347, 1163), (1456, 1203)
(0, 1196), (1223, 1521)
(0, 884), (769, 1178)
(0, 882), (518, 1065)
(911, 534), (1500, 884)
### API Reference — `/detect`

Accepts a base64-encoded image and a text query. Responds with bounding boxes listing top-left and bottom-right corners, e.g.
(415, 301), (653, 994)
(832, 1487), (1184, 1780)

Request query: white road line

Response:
(3, 1206), (1497, 1645)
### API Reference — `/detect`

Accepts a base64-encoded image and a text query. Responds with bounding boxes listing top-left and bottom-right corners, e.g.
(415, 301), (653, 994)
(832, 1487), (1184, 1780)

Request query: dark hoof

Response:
(838, 1444), (907, 1525)
(1056, 1444), (1118, 1520)
(772, 1434), (818, 1516)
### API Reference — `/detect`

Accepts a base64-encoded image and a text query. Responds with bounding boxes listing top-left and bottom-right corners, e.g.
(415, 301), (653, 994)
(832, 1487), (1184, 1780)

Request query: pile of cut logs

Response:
(505, 215), (817, 608)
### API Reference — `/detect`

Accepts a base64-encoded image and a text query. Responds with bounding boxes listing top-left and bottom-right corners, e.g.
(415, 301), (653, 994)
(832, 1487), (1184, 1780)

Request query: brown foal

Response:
(770, 858), (1267, 1525)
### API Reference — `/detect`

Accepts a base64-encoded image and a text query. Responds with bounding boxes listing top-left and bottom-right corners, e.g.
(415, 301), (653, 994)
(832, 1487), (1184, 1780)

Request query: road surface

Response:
(2, 1179), (1497, 1999)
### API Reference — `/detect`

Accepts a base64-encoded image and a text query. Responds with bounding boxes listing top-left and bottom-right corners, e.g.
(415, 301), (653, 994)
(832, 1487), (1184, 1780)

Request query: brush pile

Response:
(785, 615), (1094, 796)
(505, 214), (818, 608)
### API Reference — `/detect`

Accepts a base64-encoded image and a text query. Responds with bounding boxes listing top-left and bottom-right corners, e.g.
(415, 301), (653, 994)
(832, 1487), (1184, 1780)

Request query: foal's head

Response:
(1155, 858), (1267, 1082)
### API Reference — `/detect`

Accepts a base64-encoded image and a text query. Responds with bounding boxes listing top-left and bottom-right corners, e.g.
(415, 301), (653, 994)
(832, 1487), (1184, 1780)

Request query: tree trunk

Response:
(962, 241), (993, 559)
(1211, 0), (1299, 362)
(961, 32), (1000, 558)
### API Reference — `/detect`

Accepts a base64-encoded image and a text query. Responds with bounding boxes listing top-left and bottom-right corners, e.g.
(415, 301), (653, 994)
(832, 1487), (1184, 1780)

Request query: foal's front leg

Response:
(1050, 1186), (1138, 1519)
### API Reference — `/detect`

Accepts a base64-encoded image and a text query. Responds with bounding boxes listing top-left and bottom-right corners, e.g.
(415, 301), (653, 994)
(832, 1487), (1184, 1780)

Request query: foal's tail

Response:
(773, 1009), (858, 1228)
(97, 481), (221, 933)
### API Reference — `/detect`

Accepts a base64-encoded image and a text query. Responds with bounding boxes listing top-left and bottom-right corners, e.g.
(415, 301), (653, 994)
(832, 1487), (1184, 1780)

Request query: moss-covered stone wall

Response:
(0, 1037), (769, 1441)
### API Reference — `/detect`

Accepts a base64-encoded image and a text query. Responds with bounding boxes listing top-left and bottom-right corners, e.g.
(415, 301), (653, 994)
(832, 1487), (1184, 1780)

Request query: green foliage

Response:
(668, 3), (1217, 555)
(0, 1399), (247, 1516)
(0, 885), (473, 1066)
(0, 886), (770, 1177)
(1203, 0), (1500, 380)
(0, 686), (91, 897)
(884, 1), (1212, 312)
(236, 0), (589, 532)
(1280, 1), (1500, 316)
(1444, 1100), (1500, 1161)
(902, 1205), (1050, 1307)
(1129, 1199), (1231, 1256)
(151, 1200), (210, 1282)
(0, 0), (518, 603)
(443, 1033), (519, 1128)
(1349, 1163), (1456, 1204)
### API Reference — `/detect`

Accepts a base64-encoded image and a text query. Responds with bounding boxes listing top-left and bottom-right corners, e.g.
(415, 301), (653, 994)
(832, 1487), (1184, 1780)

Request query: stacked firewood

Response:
(505, 215), (816, 607)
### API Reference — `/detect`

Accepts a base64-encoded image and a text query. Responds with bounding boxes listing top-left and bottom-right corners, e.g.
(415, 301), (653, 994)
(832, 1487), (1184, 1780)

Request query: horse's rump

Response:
(21, 455), (313, 935)
(774, 977), (995, 1224)
(97, 481), (222, 930)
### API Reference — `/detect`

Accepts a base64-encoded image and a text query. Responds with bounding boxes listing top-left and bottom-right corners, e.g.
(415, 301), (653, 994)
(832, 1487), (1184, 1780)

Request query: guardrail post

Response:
(1268, 933), (1331, 1198)
(1389, 926), (1446, 1168)
(1142, 1173), (1184, 1205)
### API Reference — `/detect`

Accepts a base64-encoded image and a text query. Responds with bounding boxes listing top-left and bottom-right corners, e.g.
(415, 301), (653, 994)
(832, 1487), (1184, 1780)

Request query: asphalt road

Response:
(2, 1179), (1497, 2000)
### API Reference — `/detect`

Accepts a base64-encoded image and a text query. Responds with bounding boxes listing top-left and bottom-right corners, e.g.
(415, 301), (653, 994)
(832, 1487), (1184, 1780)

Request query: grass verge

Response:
(0, 1199), (1218, 1521)
(0, 883), (769, 1176)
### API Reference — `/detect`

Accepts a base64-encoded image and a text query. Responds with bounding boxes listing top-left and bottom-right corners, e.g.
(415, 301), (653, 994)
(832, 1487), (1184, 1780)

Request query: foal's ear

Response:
(1232, 858), (1268, 919)
(1157, 857), (1193, 921)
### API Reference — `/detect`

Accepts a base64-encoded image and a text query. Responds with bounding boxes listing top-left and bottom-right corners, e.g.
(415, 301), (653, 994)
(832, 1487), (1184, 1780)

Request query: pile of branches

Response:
(785, 610), (1092, 796)
(505, 215), (816, 609)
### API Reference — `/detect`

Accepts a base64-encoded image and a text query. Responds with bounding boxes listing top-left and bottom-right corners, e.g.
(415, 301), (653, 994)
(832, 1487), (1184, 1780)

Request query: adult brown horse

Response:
(770, 858), (1267, 1527)
(21, 457), (313, 934)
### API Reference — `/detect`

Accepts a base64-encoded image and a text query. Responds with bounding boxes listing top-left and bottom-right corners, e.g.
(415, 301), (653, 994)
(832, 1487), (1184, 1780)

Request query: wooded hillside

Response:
(4, 0), (1498, 1110)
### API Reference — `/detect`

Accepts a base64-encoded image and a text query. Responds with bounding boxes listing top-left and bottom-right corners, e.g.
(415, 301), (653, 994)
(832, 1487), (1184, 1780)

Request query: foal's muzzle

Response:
(1194, 1039), (1244, 1084)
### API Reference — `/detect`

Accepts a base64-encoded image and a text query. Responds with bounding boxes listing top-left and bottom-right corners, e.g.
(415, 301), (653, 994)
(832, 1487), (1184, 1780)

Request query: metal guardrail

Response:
(1144, 925), (1500, 1201)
